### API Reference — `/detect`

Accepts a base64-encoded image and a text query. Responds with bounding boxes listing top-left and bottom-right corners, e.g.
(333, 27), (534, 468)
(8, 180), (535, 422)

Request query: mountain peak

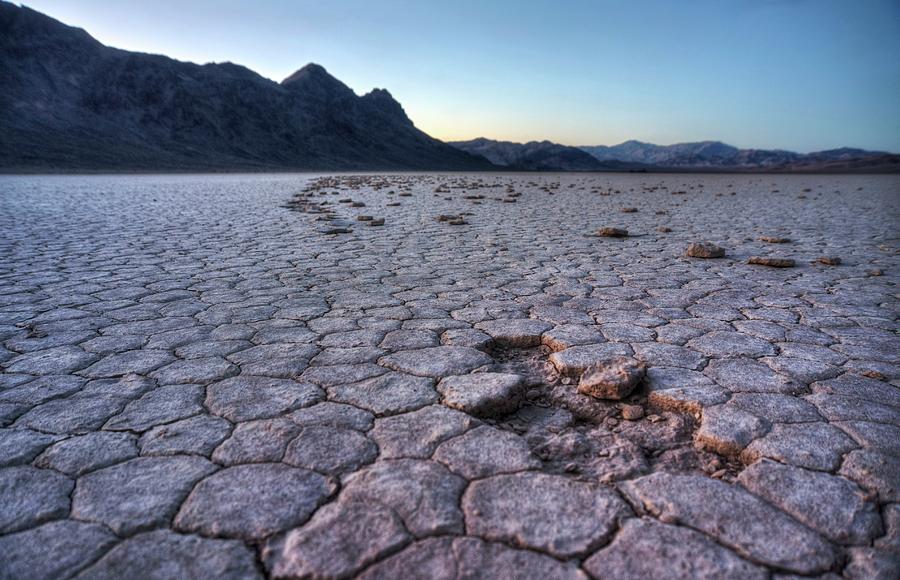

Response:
(281, 63), (333, 85)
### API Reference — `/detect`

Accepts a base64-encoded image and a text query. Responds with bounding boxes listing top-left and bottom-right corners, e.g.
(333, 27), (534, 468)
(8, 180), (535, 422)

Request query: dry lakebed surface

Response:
(0, 172), (898, 579)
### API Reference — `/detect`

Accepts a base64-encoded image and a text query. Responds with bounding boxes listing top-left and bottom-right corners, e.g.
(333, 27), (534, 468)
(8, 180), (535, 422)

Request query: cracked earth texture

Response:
(0, 172), (898, 579)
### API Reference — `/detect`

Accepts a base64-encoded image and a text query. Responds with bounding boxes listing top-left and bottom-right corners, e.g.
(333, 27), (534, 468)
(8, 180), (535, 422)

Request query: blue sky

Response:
(22, 0), (900, 152)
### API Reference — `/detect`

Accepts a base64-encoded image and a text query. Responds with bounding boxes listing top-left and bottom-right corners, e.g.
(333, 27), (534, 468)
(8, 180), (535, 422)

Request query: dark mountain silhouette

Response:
(2, 2), (896, 173)
(579, 140), (899, 172)
(449, 138), (640, 171)
(0, 2), (493, 171)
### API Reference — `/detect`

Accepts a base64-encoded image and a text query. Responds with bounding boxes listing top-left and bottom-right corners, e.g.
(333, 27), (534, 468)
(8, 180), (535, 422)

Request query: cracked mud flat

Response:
(0, 172), (898, 579)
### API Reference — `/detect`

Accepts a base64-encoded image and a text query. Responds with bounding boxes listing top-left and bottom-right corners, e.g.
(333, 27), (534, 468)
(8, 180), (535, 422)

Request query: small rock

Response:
(685, 242), (725, 258)
(597, 227), (628, 238)
(747, 256), (795, 268)
(622, 405), (644, 421)
(356, 215), (373, 221)
(368, 218), (385, 226)
(620, 207), (638, 213)
(577, 357), (646, 400)
(657, 226), (672, 233)
(759, 236), (791, 243)
(815, 256), (841, 266)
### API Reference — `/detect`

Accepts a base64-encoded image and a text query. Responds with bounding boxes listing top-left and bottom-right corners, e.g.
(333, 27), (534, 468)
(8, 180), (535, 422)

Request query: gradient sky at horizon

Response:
(20, 0), (900, 152)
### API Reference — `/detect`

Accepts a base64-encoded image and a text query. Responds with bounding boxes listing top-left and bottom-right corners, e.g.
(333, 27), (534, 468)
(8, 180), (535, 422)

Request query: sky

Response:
(21, 0), (900, 152)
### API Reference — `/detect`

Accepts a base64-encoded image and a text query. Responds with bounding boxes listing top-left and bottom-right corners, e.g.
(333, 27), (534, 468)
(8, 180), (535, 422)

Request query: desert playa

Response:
(1, 172), (897, 577)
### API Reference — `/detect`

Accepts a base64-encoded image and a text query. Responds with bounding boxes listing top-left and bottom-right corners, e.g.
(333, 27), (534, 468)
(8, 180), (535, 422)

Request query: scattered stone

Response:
(549, 343), (633, 377)
(685, 242), (725, 258)
(759, 236), (791, 243)
(816, 256), (841, 266)
(577, 357), (646, 400)
(622, 404), (644, 421)
(747, 256), (795, 268)
(598, 227), (629, 237)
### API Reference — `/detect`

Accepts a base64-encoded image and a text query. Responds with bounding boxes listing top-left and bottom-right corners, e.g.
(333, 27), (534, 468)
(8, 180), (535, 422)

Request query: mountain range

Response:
(579, 140), (899, 172)
(1, 2), (897, 173)
(451, 138), (899, 173)
(0, 2), (490, 171)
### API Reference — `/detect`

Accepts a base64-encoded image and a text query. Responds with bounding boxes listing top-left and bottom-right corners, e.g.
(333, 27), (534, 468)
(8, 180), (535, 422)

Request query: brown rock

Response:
(747, 256), (795, 268)
(577, 357), (646, 400)
(622, 405), (644, 421)
(759, 236), (791, 243)
(368, 218), (385, 226)
(685, 242), (725, 258)
(815, 256), (841, 266)
(620, 207), (638, 213)
(657, 226), (672, 233)
(598, 227), (628, 238)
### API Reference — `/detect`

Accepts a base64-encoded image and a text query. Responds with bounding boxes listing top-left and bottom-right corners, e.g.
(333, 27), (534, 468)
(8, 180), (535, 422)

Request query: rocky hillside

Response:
(0, 2), (493, 171)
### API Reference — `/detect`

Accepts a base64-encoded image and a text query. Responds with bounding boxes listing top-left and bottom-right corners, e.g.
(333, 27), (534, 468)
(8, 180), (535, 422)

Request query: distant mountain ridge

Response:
(579, 140), (898, 172)
(0, 1), (492, 171)
(1, 2), (896, 173)
(449, 138), (637, 171)
(451, 137), (897, 173)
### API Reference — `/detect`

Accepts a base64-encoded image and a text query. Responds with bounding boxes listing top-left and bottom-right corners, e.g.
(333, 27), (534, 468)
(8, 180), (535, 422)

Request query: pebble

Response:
(747, 256), (795, 268)
(685, 241), (725, 258)
(577, 357), (646, 400)
(815, 256), (841, 265)
(622, 405), (644, 421)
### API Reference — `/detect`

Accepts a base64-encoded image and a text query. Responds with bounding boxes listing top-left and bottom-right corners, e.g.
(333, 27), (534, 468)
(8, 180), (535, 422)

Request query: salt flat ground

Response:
(0, 172), (898, 578)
